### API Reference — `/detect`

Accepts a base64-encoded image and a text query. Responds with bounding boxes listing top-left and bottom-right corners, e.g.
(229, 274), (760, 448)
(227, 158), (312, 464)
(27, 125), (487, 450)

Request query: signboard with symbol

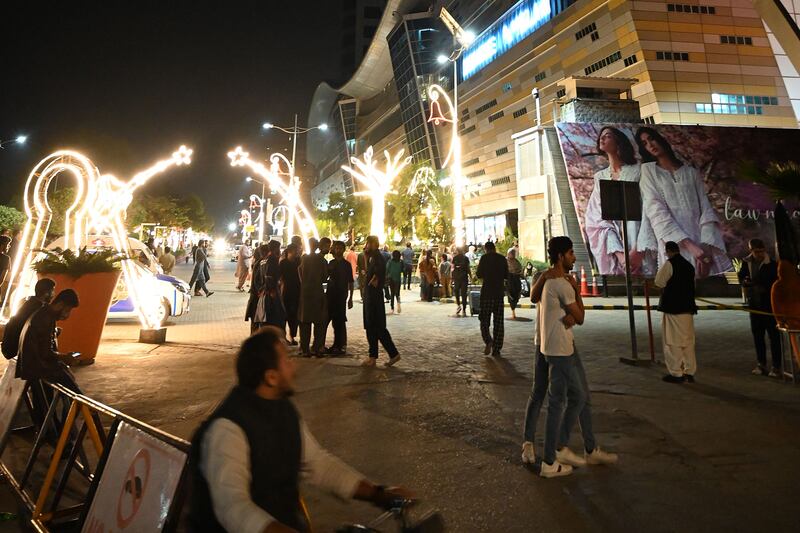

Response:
(81, 421), (187, 532)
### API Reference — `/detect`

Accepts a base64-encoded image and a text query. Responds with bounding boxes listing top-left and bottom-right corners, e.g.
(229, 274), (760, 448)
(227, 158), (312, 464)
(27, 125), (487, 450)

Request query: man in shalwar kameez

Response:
(654, 241), (698, 383)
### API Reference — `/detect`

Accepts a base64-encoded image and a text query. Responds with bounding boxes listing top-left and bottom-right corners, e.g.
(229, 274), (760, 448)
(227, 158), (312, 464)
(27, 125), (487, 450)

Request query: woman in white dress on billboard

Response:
(584, 126), (657, 276)
(635, 127), (731, 278)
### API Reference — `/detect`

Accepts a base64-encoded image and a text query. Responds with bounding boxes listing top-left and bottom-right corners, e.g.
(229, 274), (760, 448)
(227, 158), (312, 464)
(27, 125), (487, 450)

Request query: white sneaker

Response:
(539, 460), (573, 478)
(385, 354), (401, 367)
(768, 368), (781, 378)
(556, 447), (587, 467)
(752, 366), (766, 376)
(585, 447), (618, 465)
(361, 358), (376, 367)
(396, 302), (401, 314)
(521, 441), (536, 464)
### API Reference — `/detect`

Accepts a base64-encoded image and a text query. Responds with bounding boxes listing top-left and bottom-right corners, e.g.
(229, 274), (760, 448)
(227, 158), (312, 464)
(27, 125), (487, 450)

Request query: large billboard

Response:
(555, 123), (800, 278)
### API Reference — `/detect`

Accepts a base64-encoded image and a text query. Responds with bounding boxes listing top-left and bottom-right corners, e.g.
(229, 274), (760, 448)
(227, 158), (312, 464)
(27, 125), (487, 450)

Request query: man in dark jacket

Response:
(2, 278), (56, 359)
(16, 289), (81, 391)
(738, 238), (782, 376)
(477, 241), (509, 356)
(189, 327), (411, 532)
(654, 241), (698, 383)
(361, 236), (400, 367)
(325, 241), (354, 355)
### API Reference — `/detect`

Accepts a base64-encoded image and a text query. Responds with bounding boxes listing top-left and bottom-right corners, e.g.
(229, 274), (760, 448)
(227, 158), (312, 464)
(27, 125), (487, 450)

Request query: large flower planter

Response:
(43, 271), (121, 363)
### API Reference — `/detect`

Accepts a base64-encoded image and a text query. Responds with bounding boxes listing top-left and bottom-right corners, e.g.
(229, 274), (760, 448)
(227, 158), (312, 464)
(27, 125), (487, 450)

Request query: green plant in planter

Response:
(31, 247), (124, 277)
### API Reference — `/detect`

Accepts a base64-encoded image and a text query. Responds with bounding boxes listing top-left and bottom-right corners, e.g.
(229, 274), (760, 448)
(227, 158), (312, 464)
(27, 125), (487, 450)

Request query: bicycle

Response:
(336, 498), (444, 533)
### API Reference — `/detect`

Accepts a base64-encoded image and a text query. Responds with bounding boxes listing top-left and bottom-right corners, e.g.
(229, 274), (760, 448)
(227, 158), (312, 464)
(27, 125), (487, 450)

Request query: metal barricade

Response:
(0, 371), (190, 532)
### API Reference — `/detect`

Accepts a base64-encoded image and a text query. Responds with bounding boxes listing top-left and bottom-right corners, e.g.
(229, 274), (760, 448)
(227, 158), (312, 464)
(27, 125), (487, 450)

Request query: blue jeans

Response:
(542, 351), (595, 465)
(524, 347), (596, 452)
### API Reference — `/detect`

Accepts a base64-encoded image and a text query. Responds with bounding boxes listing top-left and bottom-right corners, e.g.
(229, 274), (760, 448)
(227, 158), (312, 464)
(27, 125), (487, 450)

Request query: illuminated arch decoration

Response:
(341, 146), (412, 243)
(0, 146), (193, 329)
(228, 146), (319, 253)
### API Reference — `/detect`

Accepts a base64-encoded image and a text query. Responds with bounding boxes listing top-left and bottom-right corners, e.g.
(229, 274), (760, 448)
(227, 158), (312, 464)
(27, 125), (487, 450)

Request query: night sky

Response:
(1, 2), (342, 229)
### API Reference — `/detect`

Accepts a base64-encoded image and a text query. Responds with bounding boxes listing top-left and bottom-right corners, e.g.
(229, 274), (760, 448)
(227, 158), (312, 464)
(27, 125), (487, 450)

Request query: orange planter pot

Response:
(43, 271), (121, 362)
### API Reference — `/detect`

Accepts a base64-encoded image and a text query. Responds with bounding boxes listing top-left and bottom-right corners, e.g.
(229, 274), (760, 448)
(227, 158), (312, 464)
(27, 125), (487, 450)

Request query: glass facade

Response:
(388, 17), (449, 168)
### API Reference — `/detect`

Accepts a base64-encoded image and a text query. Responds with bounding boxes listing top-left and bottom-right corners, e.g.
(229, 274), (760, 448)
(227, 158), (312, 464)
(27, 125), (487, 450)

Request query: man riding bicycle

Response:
(189, 326), (412, 532)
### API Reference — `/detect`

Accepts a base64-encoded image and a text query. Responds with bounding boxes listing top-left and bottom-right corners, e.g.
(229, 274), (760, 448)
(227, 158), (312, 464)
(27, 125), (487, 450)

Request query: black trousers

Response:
(389, 280), (401, 309)
(454, 278), (469, 308)
(750, 312), (782, 369)
(366, 327), (398, 358)
(299, 322), (326, 354)
(403, 264), (412, 290)
(327, 317), (347, 349)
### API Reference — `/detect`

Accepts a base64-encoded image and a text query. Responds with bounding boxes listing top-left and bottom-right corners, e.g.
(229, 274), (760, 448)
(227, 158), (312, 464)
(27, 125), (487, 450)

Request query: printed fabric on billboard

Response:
(555, 123), (800, 278)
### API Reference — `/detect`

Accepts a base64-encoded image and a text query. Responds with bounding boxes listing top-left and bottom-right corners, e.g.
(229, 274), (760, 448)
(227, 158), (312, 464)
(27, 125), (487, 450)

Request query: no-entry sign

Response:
(82, 421), (187, 532)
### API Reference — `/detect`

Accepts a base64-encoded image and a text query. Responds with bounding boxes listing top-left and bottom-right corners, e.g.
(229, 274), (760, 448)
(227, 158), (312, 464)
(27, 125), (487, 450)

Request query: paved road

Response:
(5, 257), (799, 532)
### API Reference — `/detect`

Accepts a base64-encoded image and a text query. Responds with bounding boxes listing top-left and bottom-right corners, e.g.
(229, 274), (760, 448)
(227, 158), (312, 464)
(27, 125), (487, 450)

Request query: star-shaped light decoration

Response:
(172, 145), (193, 166)
(228, 146), (249, 167)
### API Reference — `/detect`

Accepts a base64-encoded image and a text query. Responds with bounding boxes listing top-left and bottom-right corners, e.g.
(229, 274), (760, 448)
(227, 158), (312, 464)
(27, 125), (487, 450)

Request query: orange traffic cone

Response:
(580, 266), (591, 297)
(591, 274), (600, 296)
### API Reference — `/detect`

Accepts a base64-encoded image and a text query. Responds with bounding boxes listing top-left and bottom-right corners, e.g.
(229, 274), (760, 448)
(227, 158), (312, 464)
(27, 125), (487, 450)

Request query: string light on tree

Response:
(341, 146), (412, 243)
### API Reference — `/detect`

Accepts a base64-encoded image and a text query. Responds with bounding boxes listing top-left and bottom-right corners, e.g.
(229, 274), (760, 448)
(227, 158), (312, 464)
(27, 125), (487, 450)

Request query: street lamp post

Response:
(262, 115), (327, 239)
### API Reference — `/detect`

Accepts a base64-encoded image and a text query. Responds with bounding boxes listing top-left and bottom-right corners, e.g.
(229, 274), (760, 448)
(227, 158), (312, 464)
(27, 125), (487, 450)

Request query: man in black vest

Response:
(738, 238), (782, 377)
(476, 241), (509, 356)
(654, 241), (698, 383)
(190, 326), (411, 532)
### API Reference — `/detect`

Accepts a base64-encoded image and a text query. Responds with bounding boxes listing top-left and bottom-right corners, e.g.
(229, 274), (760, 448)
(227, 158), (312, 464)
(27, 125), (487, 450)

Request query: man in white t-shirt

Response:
(535, 237), (617, 478)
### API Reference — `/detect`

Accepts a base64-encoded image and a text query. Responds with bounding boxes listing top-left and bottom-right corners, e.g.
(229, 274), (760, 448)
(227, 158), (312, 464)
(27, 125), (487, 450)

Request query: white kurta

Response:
(639, 162), (732, 277)
(584, 164), (658, 276)
(654, 260), (697, 376)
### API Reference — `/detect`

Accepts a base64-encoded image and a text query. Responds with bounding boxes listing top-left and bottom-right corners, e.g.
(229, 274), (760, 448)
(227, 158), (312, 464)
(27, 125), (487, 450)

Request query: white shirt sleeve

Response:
(654, 260), (673, 289)
(201, 418), (275, 533)
(557, 278), (576, 307)
(300, 420), (364, 499)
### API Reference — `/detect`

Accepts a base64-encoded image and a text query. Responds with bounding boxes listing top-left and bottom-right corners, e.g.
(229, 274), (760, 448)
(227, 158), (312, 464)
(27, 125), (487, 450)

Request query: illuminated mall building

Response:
(307, 0), (800, 260)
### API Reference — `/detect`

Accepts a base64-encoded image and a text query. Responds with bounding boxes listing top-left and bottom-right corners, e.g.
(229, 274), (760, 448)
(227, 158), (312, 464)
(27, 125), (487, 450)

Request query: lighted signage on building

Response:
(461, 0), (552, 80)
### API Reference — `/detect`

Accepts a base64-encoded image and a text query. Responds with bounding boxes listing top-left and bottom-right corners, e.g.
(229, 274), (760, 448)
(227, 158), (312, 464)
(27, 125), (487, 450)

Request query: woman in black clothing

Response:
(245, 243), (269, 333)
(261, 240), (286, 330)
(279, 243), (301, 345)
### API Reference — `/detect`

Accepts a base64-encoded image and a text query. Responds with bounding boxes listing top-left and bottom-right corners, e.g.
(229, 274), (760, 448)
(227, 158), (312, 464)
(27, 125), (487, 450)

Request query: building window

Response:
(695, 93), (776, 114)
(575, 22), (597, 41)
(475, 99), (498, 114)
(721, 35), (753, 45)
(655, 51), (690, 61)
(668, 3), (715, 14)
(462, 124), (476, 134)
(623, 54), (638, 67)
(467, 169), (486, 178)
(584, 51), (622, 75)
(556, 88), (566, 98)
(643, 116), (655, 124)
(496, 146), (509, 156)
(491, 176), (512, 186)
(512, 107), (528, 119)
(590, 31), (600, 41)
(502, 82), (513, 93)
(488, 110), (504, 122)
(534, 71), (546, 82)
(463, 157), (480, 167)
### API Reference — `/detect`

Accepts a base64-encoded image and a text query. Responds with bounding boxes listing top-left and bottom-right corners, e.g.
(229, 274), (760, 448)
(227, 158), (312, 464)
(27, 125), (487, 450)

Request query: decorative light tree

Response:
(1, 146), (193, 331)
(228, 146), (319, 252)
(341, 146), (412, 242)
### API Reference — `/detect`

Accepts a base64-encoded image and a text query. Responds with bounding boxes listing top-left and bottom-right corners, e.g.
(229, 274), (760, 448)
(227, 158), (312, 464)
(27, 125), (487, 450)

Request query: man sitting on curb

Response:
(2, 278), (56, 360)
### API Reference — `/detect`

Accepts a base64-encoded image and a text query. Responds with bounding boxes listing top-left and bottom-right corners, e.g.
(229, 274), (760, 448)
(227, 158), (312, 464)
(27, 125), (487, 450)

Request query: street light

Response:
(427, 6), (474, 248)
(0, 135), (28, 149)
(260, 114), (328, 237)
(228, 222), (236, 231)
